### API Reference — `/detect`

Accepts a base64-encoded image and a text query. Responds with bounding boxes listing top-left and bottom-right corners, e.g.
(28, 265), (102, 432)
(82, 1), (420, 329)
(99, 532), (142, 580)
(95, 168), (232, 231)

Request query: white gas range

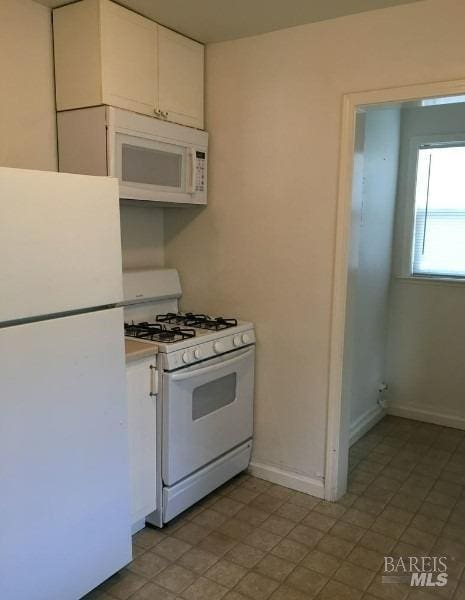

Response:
(122, 269), (255, 526)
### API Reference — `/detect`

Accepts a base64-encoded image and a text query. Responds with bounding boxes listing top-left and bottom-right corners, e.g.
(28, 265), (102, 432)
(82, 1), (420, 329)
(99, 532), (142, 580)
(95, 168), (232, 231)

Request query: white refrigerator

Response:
(0, 167), (131, 600)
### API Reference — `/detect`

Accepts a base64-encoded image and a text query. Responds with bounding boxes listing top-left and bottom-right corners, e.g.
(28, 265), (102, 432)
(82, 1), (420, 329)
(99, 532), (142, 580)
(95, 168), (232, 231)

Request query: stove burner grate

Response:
(156, 313), (186, 325)
(156, 312), (238, 330)
(124, 322), (196, 343)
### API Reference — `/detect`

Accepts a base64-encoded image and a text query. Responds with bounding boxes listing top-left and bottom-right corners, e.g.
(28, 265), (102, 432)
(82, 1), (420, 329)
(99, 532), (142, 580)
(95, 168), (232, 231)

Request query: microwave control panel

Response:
(195, 151), (206, 193)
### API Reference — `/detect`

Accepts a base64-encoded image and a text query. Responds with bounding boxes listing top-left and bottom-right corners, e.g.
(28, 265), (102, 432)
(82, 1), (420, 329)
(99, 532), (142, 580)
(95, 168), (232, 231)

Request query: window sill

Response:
(395, 275), (465, 287)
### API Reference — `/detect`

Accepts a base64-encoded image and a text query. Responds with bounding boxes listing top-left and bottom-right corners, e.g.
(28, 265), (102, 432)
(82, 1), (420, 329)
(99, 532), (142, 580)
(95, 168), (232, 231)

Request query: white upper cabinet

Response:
(100, 1), (158, 116)
(53, 0), (204, 129)
(158, 26), (204, 129)
(53, 0), (102, 110)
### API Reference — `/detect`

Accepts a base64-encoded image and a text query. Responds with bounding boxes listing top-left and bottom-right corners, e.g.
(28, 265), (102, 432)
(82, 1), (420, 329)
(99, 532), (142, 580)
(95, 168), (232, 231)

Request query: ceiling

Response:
(35, 0), (424, 43)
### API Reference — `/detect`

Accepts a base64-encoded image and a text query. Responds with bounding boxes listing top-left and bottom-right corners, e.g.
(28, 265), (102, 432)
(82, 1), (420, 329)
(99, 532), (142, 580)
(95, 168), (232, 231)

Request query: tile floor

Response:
(85, 416), (465, 600)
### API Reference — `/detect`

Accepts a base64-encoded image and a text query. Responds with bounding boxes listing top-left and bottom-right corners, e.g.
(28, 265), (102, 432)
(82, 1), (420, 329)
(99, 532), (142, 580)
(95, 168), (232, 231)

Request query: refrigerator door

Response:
(0, 308), (131, 600)
(0, 167), (123, 323)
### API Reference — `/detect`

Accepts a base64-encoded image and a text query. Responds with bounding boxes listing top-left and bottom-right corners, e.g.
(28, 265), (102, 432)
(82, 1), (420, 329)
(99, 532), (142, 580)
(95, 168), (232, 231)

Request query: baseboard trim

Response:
(248, 461), (325, 498)
(350, 404), (386, 447)
(387, 403), (465, 431)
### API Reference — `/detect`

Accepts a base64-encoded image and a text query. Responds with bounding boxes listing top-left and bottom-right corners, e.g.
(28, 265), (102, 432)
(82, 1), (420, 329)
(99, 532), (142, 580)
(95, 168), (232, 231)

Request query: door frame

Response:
(324, 78), (465, 501)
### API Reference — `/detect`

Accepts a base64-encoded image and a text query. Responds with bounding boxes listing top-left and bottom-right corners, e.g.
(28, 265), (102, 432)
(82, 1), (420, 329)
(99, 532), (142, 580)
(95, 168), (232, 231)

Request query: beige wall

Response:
(0, 0), (57, 171)
(165, 0), (465, 491)
(120, 203), (165, 270)
(387, 280), (465, 429)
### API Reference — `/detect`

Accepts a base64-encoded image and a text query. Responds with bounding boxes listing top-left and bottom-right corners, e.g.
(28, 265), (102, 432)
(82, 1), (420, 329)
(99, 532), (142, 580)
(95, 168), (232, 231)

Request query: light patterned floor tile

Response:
(83, 417), (465, 600)
(331, 520), (365, 543)
(313, 500), (347, 520)
(333, 561), (376, 591)
(288, 523), (325, 548)
(270, 538), (309, 564)
(235, 506), (270, 527)
(317, 534), (356, 559)
(177, 546), (219, 575)
(301, 549), (341, 576)
(269, 584), (309, 600)
(274, 502), (310, 523)
(181, 576), (229, 600)
(205, 559), (247, 588)
(153, 537), (192, 561)
(217, 517), (255, 541)
(318, 580), (363, 600)
(214, 497), (247, 517)
(174, 522), (212, 545)
(285, 565), (328, 596)
(255, 553), (295, 582)
(154, 564), (196, 593)
(127, 551), (170, 578)
(260, 515), (295, 537)
(199, 532), (238, 556)
(133, 527), (166, 549)
(225, 543), (266, 569)
(192, 508), (228, 529)
(346, 545), (384, 572)
(244, 528), (282, 552)
(129, 581), (177, 600)
(235, 571), (280, 600)
(302, 511), (337, 533)
(101, 569), (147, 599)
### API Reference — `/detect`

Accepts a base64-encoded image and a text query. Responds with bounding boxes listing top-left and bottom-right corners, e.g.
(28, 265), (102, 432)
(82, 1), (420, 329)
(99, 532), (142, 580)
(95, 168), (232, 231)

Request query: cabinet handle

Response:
(149, 364), (158, 397)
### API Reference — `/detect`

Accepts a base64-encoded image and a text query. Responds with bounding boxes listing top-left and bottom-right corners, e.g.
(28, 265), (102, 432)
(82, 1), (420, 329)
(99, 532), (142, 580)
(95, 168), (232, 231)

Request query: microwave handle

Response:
(187, 147), (196, 194)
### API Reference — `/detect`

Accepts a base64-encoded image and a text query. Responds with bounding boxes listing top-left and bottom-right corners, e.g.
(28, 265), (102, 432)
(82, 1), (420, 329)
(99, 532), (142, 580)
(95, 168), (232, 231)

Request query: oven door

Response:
(162, 346), (254, 486)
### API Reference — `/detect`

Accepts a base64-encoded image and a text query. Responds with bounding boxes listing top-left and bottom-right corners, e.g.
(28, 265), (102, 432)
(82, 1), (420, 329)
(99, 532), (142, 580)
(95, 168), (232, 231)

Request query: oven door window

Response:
(116, 133), (186, 192)
(192, 373), (237, 421)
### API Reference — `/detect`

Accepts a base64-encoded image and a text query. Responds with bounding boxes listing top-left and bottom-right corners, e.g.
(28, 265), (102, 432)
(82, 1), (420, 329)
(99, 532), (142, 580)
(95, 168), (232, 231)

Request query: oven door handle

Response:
(168, 346), (254, 382)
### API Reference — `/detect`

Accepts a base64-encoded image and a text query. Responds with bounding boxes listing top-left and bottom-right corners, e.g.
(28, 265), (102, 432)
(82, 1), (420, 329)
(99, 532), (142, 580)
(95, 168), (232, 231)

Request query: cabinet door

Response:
(158, 26), (204, 129)
(126, 356), (157, 527)
(53, 0), (103, 110)
(100, 0), (158, 116)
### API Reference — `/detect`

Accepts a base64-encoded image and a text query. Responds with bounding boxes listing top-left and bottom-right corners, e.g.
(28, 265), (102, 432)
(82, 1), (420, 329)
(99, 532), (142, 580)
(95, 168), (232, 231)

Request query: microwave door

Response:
(115, 133), (188, 202)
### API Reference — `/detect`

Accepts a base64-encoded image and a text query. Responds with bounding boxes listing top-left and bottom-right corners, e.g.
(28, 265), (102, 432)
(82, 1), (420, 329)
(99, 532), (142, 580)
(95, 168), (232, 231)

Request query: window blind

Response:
(412, 145), (465, 277)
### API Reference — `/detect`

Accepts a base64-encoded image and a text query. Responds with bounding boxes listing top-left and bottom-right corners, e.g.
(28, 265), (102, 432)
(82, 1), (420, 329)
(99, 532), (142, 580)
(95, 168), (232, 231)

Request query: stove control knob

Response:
(194, 348), (202, 360)
(242, 334), (250, 345)
(233, 335), (242, 347)
(213, 341), (225, 354)
(182, 351), (192, 364)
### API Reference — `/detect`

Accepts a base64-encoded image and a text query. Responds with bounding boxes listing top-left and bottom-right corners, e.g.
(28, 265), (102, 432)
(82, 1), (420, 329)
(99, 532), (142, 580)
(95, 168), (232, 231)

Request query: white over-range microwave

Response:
(57, 106), (208, 205)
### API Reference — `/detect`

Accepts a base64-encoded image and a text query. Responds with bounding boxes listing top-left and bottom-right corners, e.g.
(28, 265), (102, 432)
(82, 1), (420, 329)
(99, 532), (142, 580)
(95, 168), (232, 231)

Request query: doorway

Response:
(325, 80), (465, 501)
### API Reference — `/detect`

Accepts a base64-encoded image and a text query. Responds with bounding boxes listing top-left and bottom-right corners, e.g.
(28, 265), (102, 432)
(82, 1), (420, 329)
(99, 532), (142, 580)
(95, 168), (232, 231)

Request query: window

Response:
(421, 95), (465, 107)
(411, 144), (465, 278)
